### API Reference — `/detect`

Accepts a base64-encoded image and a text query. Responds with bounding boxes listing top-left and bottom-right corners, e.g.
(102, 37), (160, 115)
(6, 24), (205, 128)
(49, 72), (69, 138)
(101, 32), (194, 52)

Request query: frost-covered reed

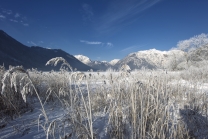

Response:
(1, 57), (208, 138)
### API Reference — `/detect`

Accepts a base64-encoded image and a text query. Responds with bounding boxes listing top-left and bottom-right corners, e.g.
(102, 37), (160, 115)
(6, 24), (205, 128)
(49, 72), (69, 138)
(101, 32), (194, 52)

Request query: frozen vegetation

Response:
(1, 56), (208, 139)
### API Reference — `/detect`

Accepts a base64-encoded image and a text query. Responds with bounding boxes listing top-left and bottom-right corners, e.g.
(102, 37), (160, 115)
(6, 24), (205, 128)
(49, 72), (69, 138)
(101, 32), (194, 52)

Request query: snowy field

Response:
(1, 66), (208, 139)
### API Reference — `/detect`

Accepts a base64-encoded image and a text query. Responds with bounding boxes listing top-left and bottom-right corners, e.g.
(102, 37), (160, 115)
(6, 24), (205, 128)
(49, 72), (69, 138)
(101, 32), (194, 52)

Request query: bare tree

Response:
(177, 33), (208, 52)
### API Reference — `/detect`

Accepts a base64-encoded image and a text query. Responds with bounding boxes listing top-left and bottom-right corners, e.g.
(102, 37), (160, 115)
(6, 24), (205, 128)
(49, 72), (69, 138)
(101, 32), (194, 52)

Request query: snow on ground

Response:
(1, 71), (208, 138)
(0, 100), (67, 139)
(0, 100), (110, 139)
(170, 79), (208, 92)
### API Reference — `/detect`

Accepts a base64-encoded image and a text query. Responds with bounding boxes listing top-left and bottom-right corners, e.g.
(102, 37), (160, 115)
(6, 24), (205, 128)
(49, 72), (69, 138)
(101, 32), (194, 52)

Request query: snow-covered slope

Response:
(92, 61), (112, 71)
(115, 49), (185, 70)
(133, 49), (185, 68)
(75, 49), (186, 71)
(109, 59), (120, 65)
(74, 55), (92, 65)
(74, 55), (112, 71)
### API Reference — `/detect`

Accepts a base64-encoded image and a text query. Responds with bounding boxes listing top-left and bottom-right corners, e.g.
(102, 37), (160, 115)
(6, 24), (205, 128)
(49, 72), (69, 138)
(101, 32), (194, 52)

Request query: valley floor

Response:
(1, 70), (208, 139)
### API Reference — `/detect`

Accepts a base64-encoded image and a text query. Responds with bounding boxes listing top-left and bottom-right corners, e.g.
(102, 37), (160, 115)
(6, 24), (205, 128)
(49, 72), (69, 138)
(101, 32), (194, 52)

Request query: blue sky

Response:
(1, 0), (208, 61)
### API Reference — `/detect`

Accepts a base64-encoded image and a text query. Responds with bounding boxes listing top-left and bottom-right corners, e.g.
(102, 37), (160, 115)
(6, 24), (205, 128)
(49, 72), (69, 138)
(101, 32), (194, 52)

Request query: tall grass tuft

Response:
(1, 57), (208, 138)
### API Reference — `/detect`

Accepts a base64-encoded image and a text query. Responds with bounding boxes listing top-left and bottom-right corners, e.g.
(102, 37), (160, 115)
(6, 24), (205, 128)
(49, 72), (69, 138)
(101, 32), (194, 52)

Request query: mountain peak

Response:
(117, 48), (185, 70)
(0, 30), (10, 38)
(109, 59), (120, 65)
(74, 55), (92, 65)
(0, 30), (93, 71)
(74, 54), (112, 71)
(101, 61), (108, 63)
(0, 30), (5, 33)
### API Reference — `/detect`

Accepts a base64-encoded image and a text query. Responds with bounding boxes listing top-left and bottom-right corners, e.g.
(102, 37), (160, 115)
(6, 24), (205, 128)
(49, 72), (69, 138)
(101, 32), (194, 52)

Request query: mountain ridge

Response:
(74, 54), (112, 71)
(114, 49), (185, 70)
(1, 30), (199, 72)
(75, 49), (186, 71)
(0, 30), (93, 71)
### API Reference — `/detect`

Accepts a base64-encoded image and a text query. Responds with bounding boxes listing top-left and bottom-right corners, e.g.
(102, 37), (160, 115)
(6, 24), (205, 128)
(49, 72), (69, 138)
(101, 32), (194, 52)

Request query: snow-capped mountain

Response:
(75, 49), (186, 71)
(74, 55), (92, 65)
(74, 55), (112, 71)
(109, 59), (120, 65)
(115, 49), (185, 70)
(92, 61), (112, 71)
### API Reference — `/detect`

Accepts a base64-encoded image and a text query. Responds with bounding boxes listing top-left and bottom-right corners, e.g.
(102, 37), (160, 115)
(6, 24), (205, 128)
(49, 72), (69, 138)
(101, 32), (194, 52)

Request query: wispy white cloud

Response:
(96, 0), (162, 33)
(2, 9), (12, 15)
(23, 23), (29, 26)
(80, 40), (102, 45)
(0, 14), (6, 19)
(19, 20), (29, 26)
(10, 18), (29, 27)
(106, 42), (114, 48)
(120, 46), (137, 52)
(80, 40), (114, 48)
(97, 57), (101, 60)
(14, 13), (20, 18)
(0, 8), (29, 27)
(81, 3), (94, 22)
(120, 44), (146, 53)
(10, 19), (18, 22)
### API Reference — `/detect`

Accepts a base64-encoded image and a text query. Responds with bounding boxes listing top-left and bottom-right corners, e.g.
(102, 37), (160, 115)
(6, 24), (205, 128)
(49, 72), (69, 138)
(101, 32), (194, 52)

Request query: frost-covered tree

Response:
(120, 64), (131, 72)
(175, 33), (208, 69)
(165, 51), (187, 70)
(177, 33), (208, 52)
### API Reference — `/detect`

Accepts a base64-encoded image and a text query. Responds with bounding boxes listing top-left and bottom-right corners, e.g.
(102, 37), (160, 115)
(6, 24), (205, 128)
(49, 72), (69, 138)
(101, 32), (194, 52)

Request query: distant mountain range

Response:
(1, 30), (206, 71)
(75, 49), (185, 71)
(74, 55), (119, 71)
(0, 30), (93, 71)
(109, 59), (120, 66)
(114, 49), (185, 70)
